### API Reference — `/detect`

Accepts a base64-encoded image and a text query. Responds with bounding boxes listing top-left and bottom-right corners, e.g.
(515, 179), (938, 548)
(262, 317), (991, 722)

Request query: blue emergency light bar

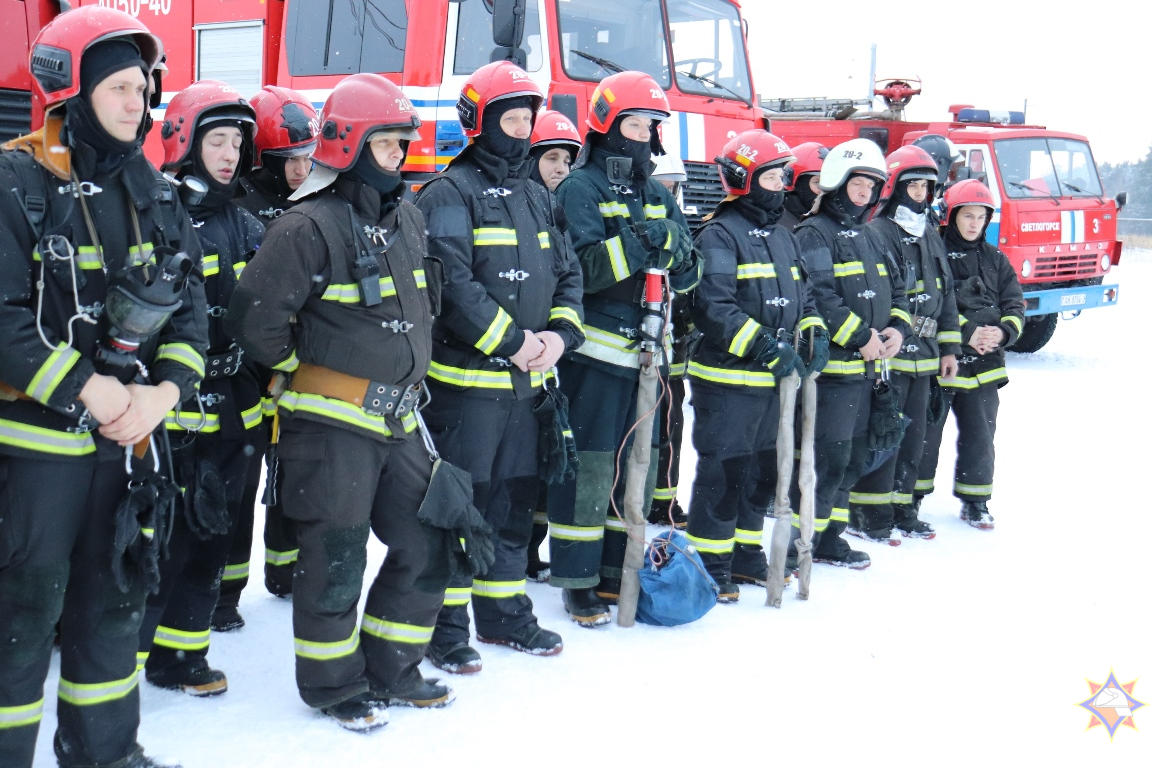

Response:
(956, 108), (1026, 125)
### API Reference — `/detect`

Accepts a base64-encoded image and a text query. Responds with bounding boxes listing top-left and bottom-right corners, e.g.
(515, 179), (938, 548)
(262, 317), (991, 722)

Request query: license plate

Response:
(1061, 293), (1087, 306)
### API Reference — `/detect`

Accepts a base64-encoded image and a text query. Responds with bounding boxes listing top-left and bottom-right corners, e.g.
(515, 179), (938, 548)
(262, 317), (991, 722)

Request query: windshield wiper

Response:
(677, 70), (753, 110)
(1007, 179), (1059, 205)
(1059, 180), (1106, 205)
(571, 50), (625, 74)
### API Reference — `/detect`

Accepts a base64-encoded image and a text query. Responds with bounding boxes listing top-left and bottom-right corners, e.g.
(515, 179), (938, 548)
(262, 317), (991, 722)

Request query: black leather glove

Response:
(797, 325), (830, 375)
(644, 219), (694, 274)
(417, 459), (497, 577)
(454, 503), (497, 578)
(533, 384), (579, 485)
(750, 331), (805, 378)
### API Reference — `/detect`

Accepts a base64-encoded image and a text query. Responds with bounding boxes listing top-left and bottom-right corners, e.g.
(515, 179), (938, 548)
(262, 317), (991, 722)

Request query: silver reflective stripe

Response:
(57, 673), (138, 706)
(294, 630), (360, 661)
(548, 523), (603, 541)
(0, 699), (43, 729)
(361, 614), (434, 645)
(471, 580), (527, 599)
(265, 548), (299, 566)
(152, 625), (210, 651)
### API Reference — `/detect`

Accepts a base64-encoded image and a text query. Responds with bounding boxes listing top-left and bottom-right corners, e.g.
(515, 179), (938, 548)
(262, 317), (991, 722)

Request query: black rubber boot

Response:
(372, 678), (455, 708)
(646, 499), (688, 529)
(960, 501), (995, 530)
(146, 659), (228, 697)
(731, 544), (768, 586)
(478, 622), (563, 656)
(846, 526), (901, 546)
(426, 641), (483, 675)
(562, 588), (611, 627)
(322, 693), (389, 731)
(813, 535), (871, 569)
(893, 503), (936, 539)
(595, 577), (620, 605)
(715, 577), (740, 603)
(210, 605), (245, 632)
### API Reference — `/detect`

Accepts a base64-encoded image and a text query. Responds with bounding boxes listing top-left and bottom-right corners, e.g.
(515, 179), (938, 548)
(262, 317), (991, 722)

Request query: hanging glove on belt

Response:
(533, 371), (579, 485)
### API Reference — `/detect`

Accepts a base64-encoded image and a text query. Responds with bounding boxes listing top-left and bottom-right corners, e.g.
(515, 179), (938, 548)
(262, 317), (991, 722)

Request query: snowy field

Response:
(33, 254), (1150, 766)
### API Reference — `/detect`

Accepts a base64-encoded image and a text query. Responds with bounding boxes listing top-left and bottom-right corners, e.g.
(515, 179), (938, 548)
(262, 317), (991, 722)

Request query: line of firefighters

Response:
(0, 6), (1027, 766)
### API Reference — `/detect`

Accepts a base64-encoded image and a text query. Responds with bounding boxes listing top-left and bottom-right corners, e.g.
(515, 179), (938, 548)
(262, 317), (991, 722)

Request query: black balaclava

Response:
(65, 38), (148, 175)
(186, 118), (248, 215)
(734, 166), (786, 227)
(260, 153), (298, 199)
(824, 172), (881, 224)
(890, 178), (932, 215)
(592, 113), (657, 183)
(476, 96), (533, 170)
(528, 144), (576, 188)
(343, 138), (407, 213)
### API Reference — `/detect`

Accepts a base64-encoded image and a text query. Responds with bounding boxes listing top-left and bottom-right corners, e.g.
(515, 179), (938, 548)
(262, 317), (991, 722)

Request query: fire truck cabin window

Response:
(995, 137), (1103, 199)
(287, 0), (408, 76)
(454, 0), (544, 74)
(668, 0), (751, 103)
(556, 0), (671, 87)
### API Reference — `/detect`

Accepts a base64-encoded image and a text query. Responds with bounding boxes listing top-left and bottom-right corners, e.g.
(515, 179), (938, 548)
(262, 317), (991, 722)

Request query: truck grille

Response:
(1033, 253), (1099, 279)
(682, 161), (725, 230)
(0, 89), (32, 144)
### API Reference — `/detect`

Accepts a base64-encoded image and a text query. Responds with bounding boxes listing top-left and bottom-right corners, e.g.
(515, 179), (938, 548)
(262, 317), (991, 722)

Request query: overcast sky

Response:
(739, 1), (1148, 167)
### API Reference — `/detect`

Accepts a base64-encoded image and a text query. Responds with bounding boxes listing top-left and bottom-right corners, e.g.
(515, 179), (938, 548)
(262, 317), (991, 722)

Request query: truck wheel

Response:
(1010, 314), (1058, 353)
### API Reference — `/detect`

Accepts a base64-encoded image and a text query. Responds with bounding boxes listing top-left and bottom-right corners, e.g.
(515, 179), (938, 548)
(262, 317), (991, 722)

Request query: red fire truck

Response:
(765, 81), (1124, 351)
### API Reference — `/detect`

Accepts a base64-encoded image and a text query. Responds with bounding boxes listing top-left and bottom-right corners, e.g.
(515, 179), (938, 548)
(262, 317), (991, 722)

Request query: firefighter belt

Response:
(291, 363), (421, 418)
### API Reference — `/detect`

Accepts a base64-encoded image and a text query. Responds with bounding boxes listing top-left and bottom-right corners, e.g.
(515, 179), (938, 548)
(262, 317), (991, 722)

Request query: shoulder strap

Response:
(8, 151), (52, 240)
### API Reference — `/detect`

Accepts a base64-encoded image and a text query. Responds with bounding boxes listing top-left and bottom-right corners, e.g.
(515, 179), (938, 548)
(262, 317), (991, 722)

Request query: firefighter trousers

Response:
(789, 376), (872, 558)
(546, 359), (660, 589)
(423, 386), (541, 645)
(651, 374), (686, 519)
(849, 374), (929, 532)
(0, 455), (149, 768)
(918, 384), (999, 503)
(277, 416), (450, 709)
(138, 433), (255, 679)
(685, 382), (779, 580)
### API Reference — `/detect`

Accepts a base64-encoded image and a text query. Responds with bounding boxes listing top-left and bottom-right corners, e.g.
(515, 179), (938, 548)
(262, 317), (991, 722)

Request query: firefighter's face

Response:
(956, 205), (988, 241)
(758, 167), (785, 192)
(499, 108), (533, 139)
(284, 155), (312, 190)
(620, 115), (651, 143)
(368, 136), (405, 171)
(807, 176), (821, 196)
(905, 179), (929, 203)
(845, 175), (876, 206)
(537, 147), (571, 192)
(90, 66), (147, 143)
(200, 126), (243, 184)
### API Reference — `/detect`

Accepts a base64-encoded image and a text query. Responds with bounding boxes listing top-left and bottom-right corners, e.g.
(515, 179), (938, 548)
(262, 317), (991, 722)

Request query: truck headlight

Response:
(1101, 254), (1111, 271)
(1021, 259), (1032, 278)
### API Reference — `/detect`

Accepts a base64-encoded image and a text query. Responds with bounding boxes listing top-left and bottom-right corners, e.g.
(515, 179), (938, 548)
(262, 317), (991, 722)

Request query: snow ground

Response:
(33, 255), (1150, 767)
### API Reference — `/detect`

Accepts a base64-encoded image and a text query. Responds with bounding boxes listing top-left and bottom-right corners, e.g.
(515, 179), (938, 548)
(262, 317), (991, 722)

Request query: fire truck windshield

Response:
(994, 137), (1103, 199)
(668, 0), (752, 104)
(556, 0), (671, 87)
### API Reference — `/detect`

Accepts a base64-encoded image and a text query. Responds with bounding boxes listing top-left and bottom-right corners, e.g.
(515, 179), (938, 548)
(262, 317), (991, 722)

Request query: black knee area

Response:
(96, 579), (148, 638)
(413, 525), (452, 594)
(0, 561), (68, 665)
(318, 523), (369, 612)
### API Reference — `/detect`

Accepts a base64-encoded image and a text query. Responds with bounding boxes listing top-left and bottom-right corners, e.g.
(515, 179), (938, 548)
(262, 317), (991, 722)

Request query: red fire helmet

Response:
(160, 80), (257, 174)
(586, 71), (671, 135)
(783, 142), (830, 191)
(312, 74), (421, 171)
(880, 145), (939, 202)
(531, 110), (582, 152)
(943, 178), (996, 224)
(456, 61), (544, 137)
(250, 85), (319, 168)
(715, 130), (794, 196)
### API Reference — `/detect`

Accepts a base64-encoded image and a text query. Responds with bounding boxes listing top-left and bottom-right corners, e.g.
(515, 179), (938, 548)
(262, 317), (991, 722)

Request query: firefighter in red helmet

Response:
(849, 145), (961, 543)
(917, 179), (1024, 530)
(529, 109), (582, 192)
(780, 142), (829, 230)
(414, 61), (584, 673)
(0, 7), (206, 767)
(548, 70), (701, 626)
(134, 79), (264, 698)
(227, 73), (459, 730)
(215, 84), (319, 629)
(685, 130), (827, 600)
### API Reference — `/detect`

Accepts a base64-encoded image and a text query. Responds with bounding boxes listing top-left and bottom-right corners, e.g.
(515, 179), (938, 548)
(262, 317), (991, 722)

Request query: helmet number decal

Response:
(843, 150), (864, 160)
(98, 0), (171, 17)
(737, 144), (758, 161)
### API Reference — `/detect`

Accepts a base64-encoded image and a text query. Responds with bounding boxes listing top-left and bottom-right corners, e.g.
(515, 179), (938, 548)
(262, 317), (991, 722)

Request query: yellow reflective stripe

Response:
(584, 326), (637, 353)
(940, 367), (1007, 390)
(476, 307), (513, 355)
(604, 517), (627, 533)
(232, 262), (246, 278)
(890, 307), (912, 325)
(669, 362), (687, 376)
(876, 263), (888, 277)
(266, 548), (299, 566)
(954, 482), (993, 496)
(598, 202), (631, 218)
(472, 580), (527, 599)
(294, 629), (360, 661)
(830, 507), (850, 523)
(26, 342), (80, 403)
(274, 350), (300, 373)
(892, 492), (914, 505)
(427, 361), (513, 390)
(937, 331), (962, 345)
(361, 614), (434, 645)
(538, 232), (551, 249)
(833, 261), (865, 278)
(414, 268), (427, 289)
(728, 318), (761, 357)
(736, 263), (777, 280)
(57, 672), (138, 707)
(832, 313), (863, 347)
(222, 562), (249, 581)
(643, 204), (667, 219)
(444, 587), (472, 606)
(958, 314), (969, 326)
(241, 402), (263, 431)
(791, 266), (801, 280)
(549, 306), (583, 332)
(0, 699), (43, 729)
(1003, 315), (1023, 334)
(687, 360), (776, 388)
(136, 651), (148, 673)
(734, 528), (762, 546)
(201, 253), (220, 277)
(576, 325), (648, 369)
(685, 533), (734, 554)
(914, 479), (934, 492)
(606, 235), (629, 282)
(889, 357), (940, 374)
(164, 411), (221, 433)
(32, 245), (104, 270)
(473, 228), (518, 246)
(532, 511), (549, 525)
(155, 343), (206, 379)
(651, 487), (676, 501)
(821, 359), (866, 375)
(849, 491), (892, 505)
(798, 315), (827, 332)
(153, 625), (210, 651)
(320, 283), (360, 303)
(548, 523), (603, 541)
(794, 513), (831, 533)
(262, 396), (277, 418)
(0, 418), (96, 456)
(277, 391), (418, 437)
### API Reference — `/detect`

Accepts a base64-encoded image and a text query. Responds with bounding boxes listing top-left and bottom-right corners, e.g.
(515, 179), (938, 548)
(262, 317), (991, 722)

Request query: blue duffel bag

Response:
(636, 530), (719, 627)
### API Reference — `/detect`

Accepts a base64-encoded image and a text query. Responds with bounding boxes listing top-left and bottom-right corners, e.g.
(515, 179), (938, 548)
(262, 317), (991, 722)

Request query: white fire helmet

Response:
(652, 153), (687, 183)
(818, 138), (888, 192)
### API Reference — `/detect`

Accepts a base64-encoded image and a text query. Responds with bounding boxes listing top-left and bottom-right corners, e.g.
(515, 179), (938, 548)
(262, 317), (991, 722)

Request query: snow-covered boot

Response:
(322, 694), (388, 731)
(731, 544), (775, 587)
(893, 503), (936, 539)
(595, 577), (621, 605)
(478, 622), (563, 656)
(846, 526), (902, 546)
(715, 577), (740, 603)
(813, 536), (871, 569)
(646, 498), (688, 529)
(122, 748), (183, 768)
(372, 678), (455, 708)
(426, 641), (482, 675)
(146, 660), (228, 697)
(210, 605), (244, 632)
(960, 501), (995, 530)
(562, 588), (610, 627)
